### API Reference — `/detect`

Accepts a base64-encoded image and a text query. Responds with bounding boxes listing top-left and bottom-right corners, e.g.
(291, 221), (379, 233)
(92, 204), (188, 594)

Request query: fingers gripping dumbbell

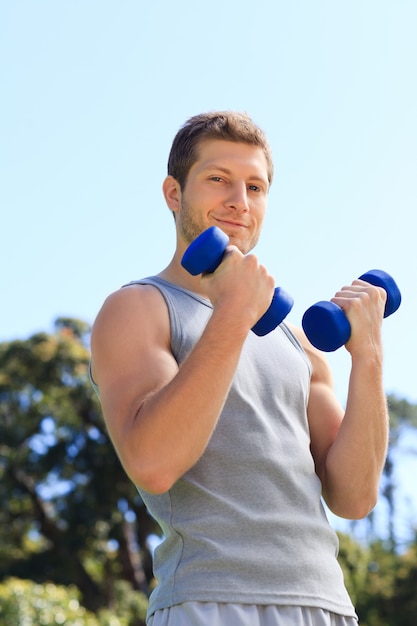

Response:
(181, 226), (294, 336)
(301, 270), (402, 352)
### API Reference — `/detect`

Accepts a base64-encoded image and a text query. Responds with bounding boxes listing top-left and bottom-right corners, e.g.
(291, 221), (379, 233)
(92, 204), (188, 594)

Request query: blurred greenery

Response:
(0, 318), (155, 624)
(0, 578), (99, 625)
(1, 318), (416, 624)
(0, 577), (148, 625)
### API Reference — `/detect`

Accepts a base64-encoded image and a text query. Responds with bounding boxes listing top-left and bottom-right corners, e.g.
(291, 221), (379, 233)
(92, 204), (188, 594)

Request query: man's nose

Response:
(225, 182), (249, 212)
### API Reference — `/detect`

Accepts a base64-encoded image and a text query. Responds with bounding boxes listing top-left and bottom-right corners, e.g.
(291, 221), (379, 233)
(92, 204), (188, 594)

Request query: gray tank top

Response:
(105, 277), (356, 619)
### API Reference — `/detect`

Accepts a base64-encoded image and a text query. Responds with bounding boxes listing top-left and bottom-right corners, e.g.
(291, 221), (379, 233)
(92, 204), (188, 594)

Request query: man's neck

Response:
(157, 256), (208, 298)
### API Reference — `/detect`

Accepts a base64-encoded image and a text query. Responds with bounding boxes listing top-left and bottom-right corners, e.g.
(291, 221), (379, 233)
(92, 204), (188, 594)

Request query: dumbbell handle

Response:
(302, 269), (401, 352)
(181, 226), (294, 336)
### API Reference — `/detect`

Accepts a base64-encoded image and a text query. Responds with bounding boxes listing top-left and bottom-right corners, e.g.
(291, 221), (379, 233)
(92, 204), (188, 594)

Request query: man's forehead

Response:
(193, 139), (268, 173)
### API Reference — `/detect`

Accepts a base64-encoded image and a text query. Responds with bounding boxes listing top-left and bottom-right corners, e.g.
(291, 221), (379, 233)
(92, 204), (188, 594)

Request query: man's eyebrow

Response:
(202, 164), (232, 174)
(203, 164), (269, 185)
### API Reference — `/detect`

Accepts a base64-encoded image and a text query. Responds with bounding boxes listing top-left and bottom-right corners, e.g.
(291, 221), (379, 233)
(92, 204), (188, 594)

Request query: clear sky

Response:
(1, 0), (416, 408)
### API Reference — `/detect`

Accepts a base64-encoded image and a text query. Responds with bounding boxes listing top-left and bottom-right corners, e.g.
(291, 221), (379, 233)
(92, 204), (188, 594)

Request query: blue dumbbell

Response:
(302, 270), (401, 352)
(181, 226), (294, 336)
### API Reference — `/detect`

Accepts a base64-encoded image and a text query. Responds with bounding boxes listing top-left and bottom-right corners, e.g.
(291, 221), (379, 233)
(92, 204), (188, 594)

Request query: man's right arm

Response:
(91, 251), (274, 494)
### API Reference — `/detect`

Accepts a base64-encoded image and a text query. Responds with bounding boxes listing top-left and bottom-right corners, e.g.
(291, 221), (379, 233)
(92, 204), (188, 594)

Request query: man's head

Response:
(167, 111), (274, 190)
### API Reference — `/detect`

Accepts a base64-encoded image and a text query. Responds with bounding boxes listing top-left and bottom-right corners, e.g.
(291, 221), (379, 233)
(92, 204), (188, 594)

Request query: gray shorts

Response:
(148, 602), (359, 625)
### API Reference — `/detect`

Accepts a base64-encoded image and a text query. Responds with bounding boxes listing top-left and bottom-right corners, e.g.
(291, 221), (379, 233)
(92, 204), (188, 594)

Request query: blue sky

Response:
(1, 0), (416, 410)
(1, 0), (417, 543)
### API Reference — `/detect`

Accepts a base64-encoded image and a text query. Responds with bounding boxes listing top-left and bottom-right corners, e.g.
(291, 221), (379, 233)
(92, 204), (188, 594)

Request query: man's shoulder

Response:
(92, 281), (170, 339)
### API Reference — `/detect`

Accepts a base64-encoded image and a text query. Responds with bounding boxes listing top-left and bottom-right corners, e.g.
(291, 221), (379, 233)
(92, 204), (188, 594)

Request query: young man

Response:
(90, 112), (389, 625)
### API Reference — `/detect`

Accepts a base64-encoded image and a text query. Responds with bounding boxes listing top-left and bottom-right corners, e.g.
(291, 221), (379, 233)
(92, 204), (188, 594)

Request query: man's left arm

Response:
(291, 278), (389, 520)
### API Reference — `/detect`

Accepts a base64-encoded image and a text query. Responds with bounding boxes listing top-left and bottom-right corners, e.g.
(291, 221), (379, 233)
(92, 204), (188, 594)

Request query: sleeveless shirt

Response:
(95, 276), (356, 620)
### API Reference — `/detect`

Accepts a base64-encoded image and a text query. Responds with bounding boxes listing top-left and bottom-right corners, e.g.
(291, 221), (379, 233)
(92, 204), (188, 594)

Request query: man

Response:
(90, 112), (389, 625)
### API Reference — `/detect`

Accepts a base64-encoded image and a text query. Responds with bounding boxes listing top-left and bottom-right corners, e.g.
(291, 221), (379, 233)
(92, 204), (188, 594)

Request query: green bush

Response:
(0, 577), (148, 626)
(0, 577), (99, 625)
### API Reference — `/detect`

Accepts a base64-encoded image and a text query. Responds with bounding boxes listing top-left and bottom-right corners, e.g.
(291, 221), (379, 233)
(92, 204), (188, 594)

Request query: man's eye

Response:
(248, 184), (261, 192)
(210, 176), (223, 182)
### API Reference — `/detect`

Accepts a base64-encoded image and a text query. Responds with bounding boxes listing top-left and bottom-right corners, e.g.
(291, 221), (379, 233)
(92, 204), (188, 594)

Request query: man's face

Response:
(175, 139), (270, 254)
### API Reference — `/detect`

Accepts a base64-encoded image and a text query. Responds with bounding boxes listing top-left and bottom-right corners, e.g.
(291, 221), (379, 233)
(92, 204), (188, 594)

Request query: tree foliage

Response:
(0, 577), (148, 626)
(1, 319), (417, 624)
(0, 578), (99, 625)
(0, 318), (159, 623)
(342, 536), (417, 626)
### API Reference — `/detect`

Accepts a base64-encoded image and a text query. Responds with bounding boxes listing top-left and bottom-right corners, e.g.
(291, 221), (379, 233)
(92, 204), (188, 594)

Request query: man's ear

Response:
(162, 176), (181, 216)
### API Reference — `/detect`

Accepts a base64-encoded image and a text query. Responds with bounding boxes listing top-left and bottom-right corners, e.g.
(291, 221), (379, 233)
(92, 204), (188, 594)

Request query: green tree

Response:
(2, 320), (417, 624)
(0, 318), (159, 621)
(350, 538), (417, 626)
(346, 395), (417, 551)
(0, 578), (99, 625)
(337, 532), (370, 607)
(0, 577), (148, 626)
(337, 394), (417, 625)
(382, 396), (417, 551)
(337, 533), (417, 625)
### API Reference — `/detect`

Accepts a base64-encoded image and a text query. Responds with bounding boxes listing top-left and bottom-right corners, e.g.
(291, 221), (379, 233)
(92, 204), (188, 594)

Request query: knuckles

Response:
(332, 281), (386, 318)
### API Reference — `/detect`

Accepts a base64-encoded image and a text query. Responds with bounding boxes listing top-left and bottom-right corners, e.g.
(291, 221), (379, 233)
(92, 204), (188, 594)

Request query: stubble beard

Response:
(177, 198), (205, 246)
(177, 197), (260, 254)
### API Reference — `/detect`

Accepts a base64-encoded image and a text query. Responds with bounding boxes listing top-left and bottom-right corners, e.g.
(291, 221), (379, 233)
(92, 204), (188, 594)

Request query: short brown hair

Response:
(167, 111), (274, 189)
